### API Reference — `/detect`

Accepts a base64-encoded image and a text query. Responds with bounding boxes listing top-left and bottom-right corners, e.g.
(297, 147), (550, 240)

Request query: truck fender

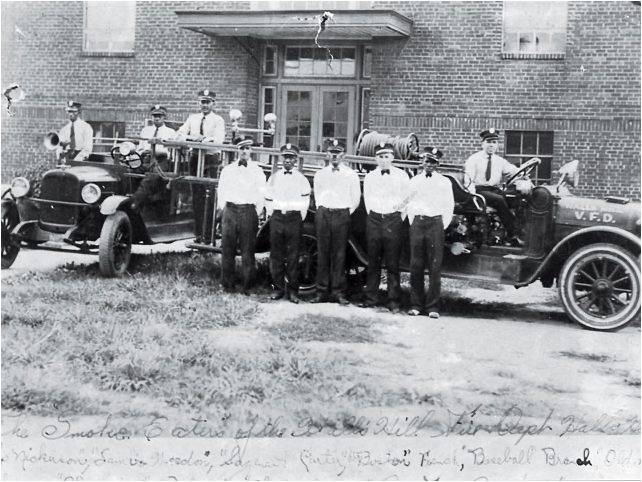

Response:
(516, 226), (641, 287)
(100, 195), (132, 216)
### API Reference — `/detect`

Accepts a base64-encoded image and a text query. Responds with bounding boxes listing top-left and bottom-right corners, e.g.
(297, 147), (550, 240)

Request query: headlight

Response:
(81, 183), (102, 204)
(10, 177), (30, 198)
(118, 141), (136, 156)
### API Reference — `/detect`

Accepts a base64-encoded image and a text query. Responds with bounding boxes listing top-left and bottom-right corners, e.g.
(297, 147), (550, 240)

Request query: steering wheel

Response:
(110, 146), (143, 169)
(505, 157), (541, 186)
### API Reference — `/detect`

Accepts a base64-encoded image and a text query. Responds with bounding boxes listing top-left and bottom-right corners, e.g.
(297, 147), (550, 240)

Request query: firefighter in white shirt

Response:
(406, 147), (455, 319)
(138, 105), (176, 165)
(359, 141), (410, 313)
(131, 105), (177, 209)
(311, 139), (361, 305)
(217, 136), (266, 294)
(464, 128), (523, 246)
(178, 89), (226, 243)
(56, 101), (93, 161)
(265, 143), (311, 304)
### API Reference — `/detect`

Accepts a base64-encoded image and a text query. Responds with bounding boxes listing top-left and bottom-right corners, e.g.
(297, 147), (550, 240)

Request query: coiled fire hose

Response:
(355, 129), (420, 160)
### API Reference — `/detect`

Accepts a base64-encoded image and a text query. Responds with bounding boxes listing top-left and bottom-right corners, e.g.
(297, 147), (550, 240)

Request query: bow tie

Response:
(381, 169), (390, 175)
(332, 167), (340, 172)
(238, 160), (247, 167)
(425, 172), (432, 177)
(283, 170), (293, 175)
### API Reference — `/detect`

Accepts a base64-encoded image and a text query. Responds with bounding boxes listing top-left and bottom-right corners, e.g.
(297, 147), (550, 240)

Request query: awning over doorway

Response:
(175, 10), (413, 40)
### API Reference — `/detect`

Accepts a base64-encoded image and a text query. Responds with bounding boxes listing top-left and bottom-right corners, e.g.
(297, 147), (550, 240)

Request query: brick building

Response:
(2, 1), (640, 199)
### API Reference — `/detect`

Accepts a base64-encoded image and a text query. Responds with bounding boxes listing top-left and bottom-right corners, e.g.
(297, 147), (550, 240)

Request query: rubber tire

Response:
(99, 211), (133, 277)
(1, 203), (20, 269)
(559, 243), (641, 331)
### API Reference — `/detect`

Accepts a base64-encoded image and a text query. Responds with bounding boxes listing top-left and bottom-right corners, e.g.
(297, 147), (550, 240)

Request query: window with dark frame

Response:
(264, 45), (277, 76)
(88, 121), (127, 153)
(360, 87), (371, 131)
(261, 86), (276, 148)
(505, 131), (554, 184)
(362, 46), (372, 79)
(284, 46), (356, 77)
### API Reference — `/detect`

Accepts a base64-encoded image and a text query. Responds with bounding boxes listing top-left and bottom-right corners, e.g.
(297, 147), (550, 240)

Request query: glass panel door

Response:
(281, 85), (355, 154)
(282, 87), (315, 151)
(320, 86), (354, 153)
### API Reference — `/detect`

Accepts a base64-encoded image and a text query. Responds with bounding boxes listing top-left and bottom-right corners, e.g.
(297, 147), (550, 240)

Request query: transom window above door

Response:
(285, 47), (356, 77)
(250, 1), (373, 10)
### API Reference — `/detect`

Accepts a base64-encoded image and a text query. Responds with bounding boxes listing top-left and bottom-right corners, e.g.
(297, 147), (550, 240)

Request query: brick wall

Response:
(1, 1), (260, 179)
(369, 1), (641, 199)
(2, 1), (640, 200)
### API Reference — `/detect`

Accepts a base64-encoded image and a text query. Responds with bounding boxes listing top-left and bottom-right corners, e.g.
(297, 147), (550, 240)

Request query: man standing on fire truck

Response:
(56, 101), (93, 162)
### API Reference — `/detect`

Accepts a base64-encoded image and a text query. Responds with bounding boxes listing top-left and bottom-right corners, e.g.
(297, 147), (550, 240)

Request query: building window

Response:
(503, 1), (567, 56)
(360, 87), (370, 131)
(88, 121), (126, 153)
(505, 131), (554, 184)
(250, 1), (373, 9)
(284, 46), (356, 77)
(264, 45), (277, 76)
(83, 1), (135, 54)
(261, 86), (276, 148)
(362, 46), (372, 79)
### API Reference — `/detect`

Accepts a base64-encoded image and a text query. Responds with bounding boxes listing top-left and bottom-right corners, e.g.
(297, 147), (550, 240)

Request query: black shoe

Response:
(289, 294), (301, 304)
(222, 285), (235, 294)
(269, 291), (285, 300)
(194, 236), (202, 244)
(310, 295), (329, 304)
(337, 297), (350, 306)
(358, 300), (378, 308)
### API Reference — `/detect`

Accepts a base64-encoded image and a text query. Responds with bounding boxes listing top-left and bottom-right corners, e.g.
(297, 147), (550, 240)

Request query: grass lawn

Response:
(2, 252), (426, 435)
(3, 251), (638, 440)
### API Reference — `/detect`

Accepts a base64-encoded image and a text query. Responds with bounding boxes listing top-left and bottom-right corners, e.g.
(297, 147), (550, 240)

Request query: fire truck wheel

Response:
(99, 211), (132, 277)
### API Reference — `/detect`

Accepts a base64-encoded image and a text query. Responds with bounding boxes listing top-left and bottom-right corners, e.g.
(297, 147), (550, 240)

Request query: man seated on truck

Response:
(464, 128), (524, 247)
(56, 101), (93, 162)
(130, 105), (177, 210)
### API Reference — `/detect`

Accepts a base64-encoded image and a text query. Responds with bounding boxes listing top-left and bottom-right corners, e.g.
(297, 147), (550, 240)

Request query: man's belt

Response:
(319, 207), (349, 212)
(369, 211), (398, 218)
(226, 202), (255, 209)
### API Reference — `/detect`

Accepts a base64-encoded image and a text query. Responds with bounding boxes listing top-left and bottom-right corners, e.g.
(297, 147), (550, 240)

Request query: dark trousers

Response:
(409, 215), (444, 313)
(476, 186), (516, 236)
(221, 203), (258, 291)
(365, 212), (403, 308)
(190, 153), (219, 242)
(315, 207), (351, 299)
(270, 210), (303, 296)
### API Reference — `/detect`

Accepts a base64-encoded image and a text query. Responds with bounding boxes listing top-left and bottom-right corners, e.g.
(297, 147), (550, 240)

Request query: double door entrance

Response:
(280, 85), (356, 154)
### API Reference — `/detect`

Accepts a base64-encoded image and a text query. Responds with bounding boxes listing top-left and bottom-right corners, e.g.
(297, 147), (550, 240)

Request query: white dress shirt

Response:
(57, 119), (93, 161)
(217, 159), (267, 215)
(464, 150), (518, 193)
(363, 166), (410, 218)
(138, 124), (176, 154)
(406, 172), (455, 228)
(313, 163), (361, 214)
(177, 112), (225, 154)
(265, 169), (311, 220)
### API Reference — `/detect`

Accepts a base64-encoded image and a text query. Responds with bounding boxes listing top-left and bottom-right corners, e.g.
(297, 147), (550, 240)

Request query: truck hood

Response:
(45, 165), (120, 184)
(556, 196), (641, 232)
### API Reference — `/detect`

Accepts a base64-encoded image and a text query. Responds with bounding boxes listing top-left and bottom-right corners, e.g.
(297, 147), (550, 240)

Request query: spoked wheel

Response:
(559, 243), (641, 331)
(297, 224), (317, 296)
(1, 203), (20, 269)
(99, 211), (133, 277)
